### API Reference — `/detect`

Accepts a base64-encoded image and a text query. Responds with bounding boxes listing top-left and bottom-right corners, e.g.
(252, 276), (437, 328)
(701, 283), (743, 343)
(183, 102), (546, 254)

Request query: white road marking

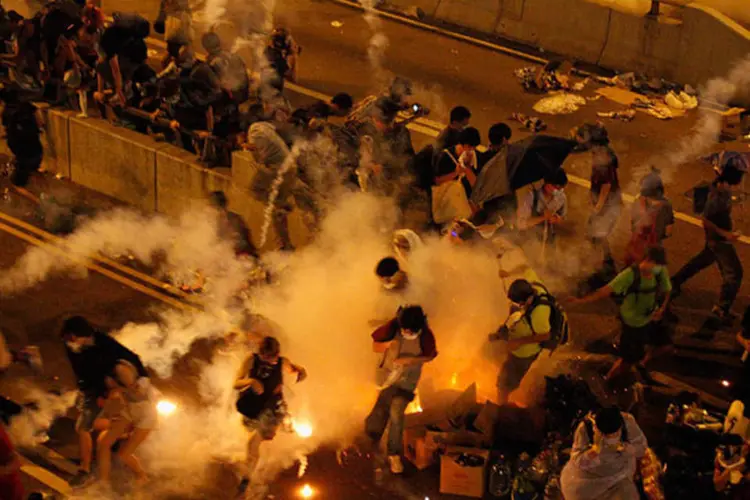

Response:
(20, 456), (72, 496)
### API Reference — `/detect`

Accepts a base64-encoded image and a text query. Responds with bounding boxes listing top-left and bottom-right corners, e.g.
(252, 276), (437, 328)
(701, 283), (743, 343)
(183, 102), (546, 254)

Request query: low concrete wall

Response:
(69, 117), (160, 212)
(434, 0), (499, 34)
(388, 0), (442, 17)
(496, 0), (611, 64)
(676, 5), (750, 95)
(598, 11), (682, 80)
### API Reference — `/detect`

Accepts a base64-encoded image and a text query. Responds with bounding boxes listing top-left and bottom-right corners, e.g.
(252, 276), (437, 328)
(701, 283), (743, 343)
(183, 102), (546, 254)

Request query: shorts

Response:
(124, 400), (158, 431)
(618, 321), (672, 364)
(242, 408), (284, 441)
(75, 394), (102, 433)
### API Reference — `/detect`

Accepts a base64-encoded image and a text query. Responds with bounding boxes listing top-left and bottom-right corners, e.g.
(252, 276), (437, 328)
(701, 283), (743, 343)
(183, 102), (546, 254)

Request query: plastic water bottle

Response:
(489, 455), (512, 497)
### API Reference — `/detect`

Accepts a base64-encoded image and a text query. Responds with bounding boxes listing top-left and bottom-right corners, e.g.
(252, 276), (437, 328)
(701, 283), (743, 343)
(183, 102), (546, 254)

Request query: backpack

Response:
(612, 265), (664, 306)
(525, 283), (569, 351)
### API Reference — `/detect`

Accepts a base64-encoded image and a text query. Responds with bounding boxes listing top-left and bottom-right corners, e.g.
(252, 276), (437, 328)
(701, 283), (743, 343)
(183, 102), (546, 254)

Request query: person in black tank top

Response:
(233, 337), (306, 496)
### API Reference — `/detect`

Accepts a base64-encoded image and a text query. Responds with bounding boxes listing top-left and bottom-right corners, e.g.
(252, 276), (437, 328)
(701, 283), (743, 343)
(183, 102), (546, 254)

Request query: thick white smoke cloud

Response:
(8, 388), (77, 448)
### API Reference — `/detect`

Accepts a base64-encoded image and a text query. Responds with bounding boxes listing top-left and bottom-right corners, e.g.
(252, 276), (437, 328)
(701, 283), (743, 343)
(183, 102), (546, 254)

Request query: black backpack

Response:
(525, 283), (569, 351)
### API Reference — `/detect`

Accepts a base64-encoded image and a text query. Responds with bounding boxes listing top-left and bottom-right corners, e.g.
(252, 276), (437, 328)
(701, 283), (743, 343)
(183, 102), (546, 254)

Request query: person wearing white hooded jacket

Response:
(561, 406), (648, 500)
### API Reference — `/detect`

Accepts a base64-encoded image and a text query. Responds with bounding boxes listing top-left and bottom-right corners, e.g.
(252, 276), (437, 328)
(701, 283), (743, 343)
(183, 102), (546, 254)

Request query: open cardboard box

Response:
(440, 446), (490, 498)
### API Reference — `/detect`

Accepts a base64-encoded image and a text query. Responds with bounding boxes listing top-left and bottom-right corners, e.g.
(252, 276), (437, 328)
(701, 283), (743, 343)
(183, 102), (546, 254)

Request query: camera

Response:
(410, 103), (430, 117)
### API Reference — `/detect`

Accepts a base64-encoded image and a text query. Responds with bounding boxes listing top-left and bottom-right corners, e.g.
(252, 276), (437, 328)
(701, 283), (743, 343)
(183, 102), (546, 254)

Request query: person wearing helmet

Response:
(234, 336), (306, 496)
(624, 168), (674, 266)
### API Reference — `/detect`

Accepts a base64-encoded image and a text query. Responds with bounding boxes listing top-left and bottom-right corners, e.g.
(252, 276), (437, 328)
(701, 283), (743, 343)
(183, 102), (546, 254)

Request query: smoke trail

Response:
(258, 145), (304, 248)
(631, 56), (750, 188)
(360, 0), (390, 86)
(8, 388), (76, 448)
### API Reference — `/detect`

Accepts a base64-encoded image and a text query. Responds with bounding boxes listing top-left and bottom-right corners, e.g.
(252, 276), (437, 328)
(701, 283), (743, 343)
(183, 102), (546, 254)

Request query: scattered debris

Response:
(665, 91), (698, 110)
(532, 93), (586, 115)
(330, 20), (343, 28)
(514, 61), (573, 93)
(571, 78), (590, 92)
(597, 109), (636, 122)
(511, 113), (547, 133)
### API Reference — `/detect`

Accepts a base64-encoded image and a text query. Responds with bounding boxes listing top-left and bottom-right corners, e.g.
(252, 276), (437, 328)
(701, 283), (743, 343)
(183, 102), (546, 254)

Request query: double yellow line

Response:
(0, 209), (199, 312)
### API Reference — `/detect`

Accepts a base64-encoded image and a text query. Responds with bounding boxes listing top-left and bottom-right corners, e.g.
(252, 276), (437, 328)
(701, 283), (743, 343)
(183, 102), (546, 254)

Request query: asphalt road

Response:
(1, 0), (749, 497)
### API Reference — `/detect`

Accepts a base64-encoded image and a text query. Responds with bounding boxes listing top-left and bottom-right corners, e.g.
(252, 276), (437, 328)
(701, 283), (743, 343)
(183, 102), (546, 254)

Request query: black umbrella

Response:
(507, 135), (577, 190)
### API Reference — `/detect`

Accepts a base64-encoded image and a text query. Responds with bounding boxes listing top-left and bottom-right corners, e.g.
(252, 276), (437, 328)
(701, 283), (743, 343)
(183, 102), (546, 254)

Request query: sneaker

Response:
(236, 477), (249, 496)
(388, 455), (404, 475)
(712, 306), (738, 324)
(69, 469), (93, 488)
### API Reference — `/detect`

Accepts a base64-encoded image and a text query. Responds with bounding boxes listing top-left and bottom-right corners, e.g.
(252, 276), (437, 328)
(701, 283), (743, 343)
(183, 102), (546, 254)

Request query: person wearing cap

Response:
(671, 164), (744, 322)
(561, 406), (647, 500)
(625, 168), (674, 266)
(367, 305), (437, 475)
(60, 316), (148, 487)
(568, 247), (672, 384)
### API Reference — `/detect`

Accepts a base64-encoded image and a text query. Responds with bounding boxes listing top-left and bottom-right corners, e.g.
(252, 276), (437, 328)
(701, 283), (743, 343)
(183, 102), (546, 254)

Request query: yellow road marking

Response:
(20, 457), (72, 497)
(0, 211), (191, 300)
(0, 220), (198, 312)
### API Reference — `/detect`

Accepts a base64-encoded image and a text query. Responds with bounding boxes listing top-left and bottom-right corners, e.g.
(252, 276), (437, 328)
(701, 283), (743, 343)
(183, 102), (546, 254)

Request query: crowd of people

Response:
(1, 1), (750, 499)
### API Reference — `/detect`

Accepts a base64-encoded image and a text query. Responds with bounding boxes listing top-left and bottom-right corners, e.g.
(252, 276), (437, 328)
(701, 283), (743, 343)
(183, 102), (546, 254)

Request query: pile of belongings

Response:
(514, 61), (576, 93)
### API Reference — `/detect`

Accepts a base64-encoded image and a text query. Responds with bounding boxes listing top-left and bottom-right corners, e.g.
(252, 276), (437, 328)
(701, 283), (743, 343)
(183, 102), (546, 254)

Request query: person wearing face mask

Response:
(366, 305), (438, 475)
(234, 336), (306, 497)
(560, 406), (648, 500)
(516, 169), (569, 243)
(375, 257), (409, 293)
(490, 279), (568, 404)
(60, 316), (148, 487)
(568, 247), (672, 384)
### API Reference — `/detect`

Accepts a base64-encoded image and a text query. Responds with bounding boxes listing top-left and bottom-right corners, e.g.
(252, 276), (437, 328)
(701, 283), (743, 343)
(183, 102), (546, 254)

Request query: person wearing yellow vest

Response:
(490, 279), (568, 404)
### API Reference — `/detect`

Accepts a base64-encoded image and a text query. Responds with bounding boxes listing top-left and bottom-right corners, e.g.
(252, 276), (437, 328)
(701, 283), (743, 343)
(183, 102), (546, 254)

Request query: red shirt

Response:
(0, 425), (23, 500)
(371, 319), (438, 359)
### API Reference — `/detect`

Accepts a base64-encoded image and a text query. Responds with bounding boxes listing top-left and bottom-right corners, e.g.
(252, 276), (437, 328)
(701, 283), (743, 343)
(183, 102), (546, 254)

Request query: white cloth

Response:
(560, 413), (647, 500)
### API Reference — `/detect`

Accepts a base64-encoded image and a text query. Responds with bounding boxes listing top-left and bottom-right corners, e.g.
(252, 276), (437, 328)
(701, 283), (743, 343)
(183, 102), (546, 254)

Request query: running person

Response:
(96, 359), (159, 487)
(234, 337), (306, 497)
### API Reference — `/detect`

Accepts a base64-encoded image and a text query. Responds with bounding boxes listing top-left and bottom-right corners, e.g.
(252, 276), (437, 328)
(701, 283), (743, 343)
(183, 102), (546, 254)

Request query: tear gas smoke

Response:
(633, 56), (750, 188)
(259, 144), (304, 248)
(7, 388), (76, 448)
(360, 0), (390, 86)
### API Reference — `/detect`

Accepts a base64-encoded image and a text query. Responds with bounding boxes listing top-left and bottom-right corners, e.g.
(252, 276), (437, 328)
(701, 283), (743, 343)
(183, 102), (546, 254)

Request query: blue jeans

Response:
(364, 386), (414, 456)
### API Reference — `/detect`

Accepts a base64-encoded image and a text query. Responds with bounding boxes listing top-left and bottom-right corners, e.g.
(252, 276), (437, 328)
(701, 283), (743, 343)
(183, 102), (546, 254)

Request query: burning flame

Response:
(293, 419), (313, 438)
(405, 391), (423, 414)
(156, 400), (177, 416)
(451, 372), (458, 387)
(299, 484), (315, 498)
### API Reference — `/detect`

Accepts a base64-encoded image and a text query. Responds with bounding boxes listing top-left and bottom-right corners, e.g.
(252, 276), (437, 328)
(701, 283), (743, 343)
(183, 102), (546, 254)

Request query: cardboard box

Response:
(426, 427), (490, 453)
(440, 446), (490, 498)
(474, 401), (501, 436)
(403, 427), (434, 470)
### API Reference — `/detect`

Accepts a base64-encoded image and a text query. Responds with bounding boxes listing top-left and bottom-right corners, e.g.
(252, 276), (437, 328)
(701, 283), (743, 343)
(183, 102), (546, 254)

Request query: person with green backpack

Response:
(568, 247), (672, 383)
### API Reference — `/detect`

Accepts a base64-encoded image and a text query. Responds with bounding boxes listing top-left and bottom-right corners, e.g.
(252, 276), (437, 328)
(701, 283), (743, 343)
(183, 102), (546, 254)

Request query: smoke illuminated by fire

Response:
(405, 391), (423, 414)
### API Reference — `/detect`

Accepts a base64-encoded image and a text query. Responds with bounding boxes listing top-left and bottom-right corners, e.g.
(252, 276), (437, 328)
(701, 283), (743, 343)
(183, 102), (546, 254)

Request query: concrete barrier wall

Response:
(496, 0), (611, 64)
(676, 5), (750, 92)
(598, 12), (682, 80)
(434, 0), (500, 34)
(388, 0), (442, 18)
(69, 117), (160, 212)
